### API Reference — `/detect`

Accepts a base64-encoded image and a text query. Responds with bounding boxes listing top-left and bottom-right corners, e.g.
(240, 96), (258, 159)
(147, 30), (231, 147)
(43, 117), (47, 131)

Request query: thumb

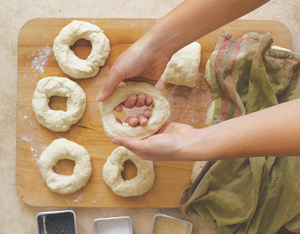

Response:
(97, 66), (125, 101)
(112, 136), (146, 150)
(112, 136), (151, 154)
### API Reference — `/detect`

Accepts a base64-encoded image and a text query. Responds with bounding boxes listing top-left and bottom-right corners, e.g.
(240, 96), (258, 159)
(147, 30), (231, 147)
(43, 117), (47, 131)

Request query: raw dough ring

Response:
(38, 138), (92, 194)
(53, 20), (110, 79)
(103, 146), (155, 197)
(100, 82), (170, 139)
(32, 76), (86, 132)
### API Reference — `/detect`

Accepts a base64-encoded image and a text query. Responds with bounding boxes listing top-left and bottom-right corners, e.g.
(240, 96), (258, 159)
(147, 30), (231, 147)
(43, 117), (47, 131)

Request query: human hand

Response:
(96, 37), (172, 102)
(115, 93), (153, 127)
(112, 122), (198, 161)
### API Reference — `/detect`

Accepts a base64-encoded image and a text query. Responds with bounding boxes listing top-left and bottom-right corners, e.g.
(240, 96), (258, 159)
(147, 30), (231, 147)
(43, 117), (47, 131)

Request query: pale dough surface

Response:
(191, 161), (207, 183)
(161, 42), (201, 87)
(100, 82), (170, 139)
(32, 76), (86, 132)
(53, 20), (110, 79)
(103, 146), (155, 197)
(38, 138), (92, 194)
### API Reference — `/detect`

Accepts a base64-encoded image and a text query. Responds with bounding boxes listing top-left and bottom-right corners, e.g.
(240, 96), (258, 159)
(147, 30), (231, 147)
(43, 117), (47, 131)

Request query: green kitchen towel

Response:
(180, 31), (300, 234)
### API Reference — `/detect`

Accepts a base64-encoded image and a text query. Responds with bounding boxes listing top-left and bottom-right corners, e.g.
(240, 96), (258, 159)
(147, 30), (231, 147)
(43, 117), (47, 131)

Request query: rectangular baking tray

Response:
(36, 210), (77, 234)
(150, 214), (193, 234)
(93, 216), (133, 234)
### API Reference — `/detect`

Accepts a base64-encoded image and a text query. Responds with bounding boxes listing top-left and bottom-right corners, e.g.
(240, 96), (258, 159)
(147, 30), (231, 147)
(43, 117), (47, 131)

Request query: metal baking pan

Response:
(93, 216), (133, 234)
(150, 214), (193, 234)
(36, 210), (77, 234)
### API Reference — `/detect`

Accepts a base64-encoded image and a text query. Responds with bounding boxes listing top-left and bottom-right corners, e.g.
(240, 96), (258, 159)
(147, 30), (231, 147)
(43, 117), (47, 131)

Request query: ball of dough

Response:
(53, 20), (110, 79)
(32, 76), (86, 132)
(191, 161), (207, 183)
(99, 82), (170, 139)
(38, 138), (92, 194)
(161, 42), (201, 87)
(103, 146), (155, 197)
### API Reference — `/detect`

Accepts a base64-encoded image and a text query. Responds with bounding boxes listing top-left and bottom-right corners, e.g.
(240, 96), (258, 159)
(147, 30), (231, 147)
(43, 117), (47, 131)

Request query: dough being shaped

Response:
(191, 161), (207, 183)
(32, 76), (86, 132)
(38, 138), (92, 194)
(103, 146), (155, 197)
(100, 82), (170, 139)
(161, 42), (201, 87)
(53, 20), (110, 79)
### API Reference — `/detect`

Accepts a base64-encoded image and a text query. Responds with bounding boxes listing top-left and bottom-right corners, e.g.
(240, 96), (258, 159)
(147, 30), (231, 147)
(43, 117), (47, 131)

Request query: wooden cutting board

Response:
(16, 18), (292, 207)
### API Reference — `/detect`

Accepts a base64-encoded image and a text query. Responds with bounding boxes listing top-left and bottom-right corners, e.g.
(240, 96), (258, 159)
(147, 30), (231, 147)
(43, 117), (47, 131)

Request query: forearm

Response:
(186, 99), (300, 161)
(141, 0), (270, 56)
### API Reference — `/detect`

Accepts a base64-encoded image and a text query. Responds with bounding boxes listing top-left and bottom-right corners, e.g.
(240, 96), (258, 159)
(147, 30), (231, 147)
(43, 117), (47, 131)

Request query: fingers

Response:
(144, 109), (151, 118)
(114, 105), (123, 112)
(125, 116), (139, 126)
(124, 109), (151, 126)
(135, 93), (146, 107)
(136, 114), (148, 126)
(145, 96), (153, 106)
(122, 95), (137, 108)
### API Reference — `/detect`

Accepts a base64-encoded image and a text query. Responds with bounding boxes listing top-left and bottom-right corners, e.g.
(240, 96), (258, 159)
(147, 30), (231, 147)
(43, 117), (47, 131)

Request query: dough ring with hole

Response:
(100, 82), (170, 139)
(38, 138), (92, 194)
(32, 76), (86, 132)
(53, 20), (110, 79)
(103, 146), (155, 197)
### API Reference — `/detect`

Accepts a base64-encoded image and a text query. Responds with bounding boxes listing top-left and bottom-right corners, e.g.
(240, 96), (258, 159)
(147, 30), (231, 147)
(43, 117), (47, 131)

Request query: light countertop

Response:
(1, 0), (299, 233)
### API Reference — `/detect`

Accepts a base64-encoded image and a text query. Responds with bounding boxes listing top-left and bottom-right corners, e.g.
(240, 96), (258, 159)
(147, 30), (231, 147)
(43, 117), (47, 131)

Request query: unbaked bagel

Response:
(38, 138), (92, 194)
(32, 76), (86, 132)
(99, 82), (170, 139)
(53, 20), (110, 79)
(103, 146), (155, 197)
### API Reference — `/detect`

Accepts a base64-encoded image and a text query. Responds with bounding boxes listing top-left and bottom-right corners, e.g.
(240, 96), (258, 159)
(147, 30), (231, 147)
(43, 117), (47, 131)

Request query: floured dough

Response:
(32, 76), (86, 132)
(100, 82), (170, 139)
(53, 20), (110, 79)
(103, 146), (155, 197)
(191, 161), (207, 183)
(38, 138), (92, 194)
(161, 42), (201, 87)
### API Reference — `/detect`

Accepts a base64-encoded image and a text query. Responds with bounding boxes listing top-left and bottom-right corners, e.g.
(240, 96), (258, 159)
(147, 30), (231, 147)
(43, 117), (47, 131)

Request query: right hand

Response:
(96, 38), (172, 101)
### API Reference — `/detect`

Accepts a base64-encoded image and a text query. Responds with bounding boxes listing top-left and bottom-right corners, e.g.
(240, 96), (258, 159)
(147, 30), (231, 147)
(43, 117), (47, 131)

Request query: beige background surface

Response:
(1, 0), (299, 233)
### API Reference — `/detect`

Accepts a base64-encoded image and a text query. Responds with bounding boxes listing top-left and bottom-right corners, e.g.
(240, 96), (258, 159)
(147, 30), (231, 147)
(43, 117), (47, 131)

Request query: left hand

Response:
(112, 122), (197, 161)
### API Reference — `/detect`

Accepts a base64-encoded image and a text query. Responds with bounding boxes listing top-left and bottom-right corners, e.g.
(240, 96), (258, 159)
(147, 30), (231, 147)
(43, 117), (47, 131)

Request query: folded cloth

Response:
(180, 31), (300, 234)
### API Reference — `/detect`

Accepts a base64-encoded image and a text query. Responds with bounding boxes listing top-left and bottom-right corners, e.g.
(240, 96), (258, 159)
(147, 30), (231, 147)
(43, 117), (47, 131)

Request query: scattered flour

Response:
(67, 194), (82, 203)
(31, 45), (52, 74)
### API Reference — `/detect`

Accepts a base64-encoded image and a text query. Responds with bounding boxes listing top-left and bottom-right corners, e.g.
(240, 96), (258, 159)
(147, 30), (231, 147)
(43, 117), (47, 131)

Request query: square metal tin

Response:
(36, 210), (77, 234)
(150, 214), (193, 234)
(93, 216), (133, 234)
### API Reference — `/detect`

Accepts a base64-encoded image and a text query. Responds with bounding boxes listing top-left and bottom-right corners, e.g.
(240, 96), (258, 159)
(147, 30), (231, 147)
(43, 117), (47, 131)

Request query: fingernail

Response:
(129, 118), (136, 125)
(141, 118), (148, 126)
(112, 138), (121, 145)
(130, 97), (137, 105)
(96, 92), (103, 101)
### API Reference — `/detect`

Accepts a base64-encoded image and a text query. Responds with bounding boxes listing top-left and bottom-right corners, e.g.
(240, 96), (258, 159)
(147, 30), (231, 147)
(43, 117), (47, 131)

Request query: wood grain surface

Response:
(16, 18), (292, 207)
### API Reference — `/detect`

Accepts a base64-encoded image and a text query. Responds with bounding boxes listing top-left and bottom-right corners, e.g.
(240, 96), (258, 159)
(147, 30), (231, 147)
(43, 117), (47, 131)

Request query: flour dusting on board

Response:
(31, 45), (52, 74)
(67, 194), (82, 203)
